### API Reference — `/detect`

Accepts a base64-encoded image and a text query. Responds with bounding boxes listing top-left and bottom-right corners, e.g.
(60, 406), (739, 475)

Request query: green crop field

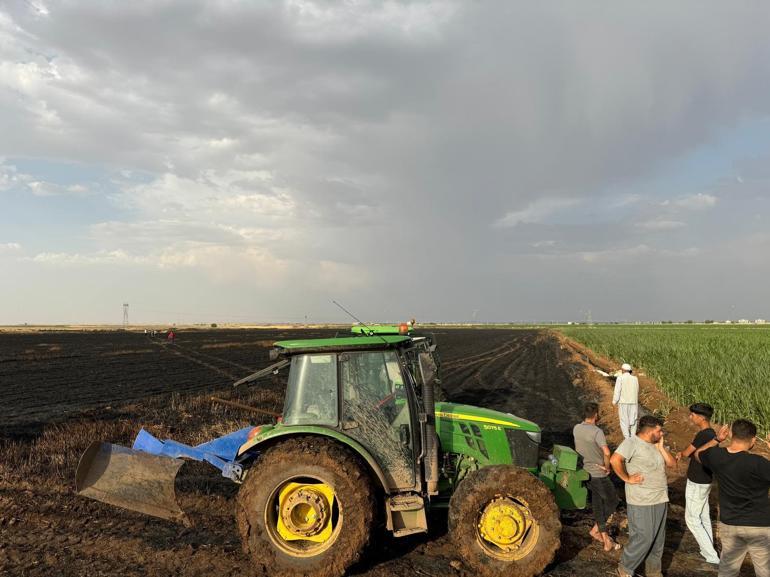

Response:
(557, 325), (770, 434)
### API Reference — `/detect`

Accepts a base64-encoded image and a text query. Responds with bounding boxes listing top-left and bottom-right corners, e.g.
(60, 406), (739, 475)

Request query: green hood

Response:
(434, 402), (540, 433)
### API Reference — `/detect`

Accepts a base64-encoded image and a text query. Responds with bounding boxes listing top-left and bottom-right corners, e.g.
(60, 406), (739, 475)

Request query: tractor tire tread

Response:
(448, 465), (561, 577)
(236, 435), (376, 577)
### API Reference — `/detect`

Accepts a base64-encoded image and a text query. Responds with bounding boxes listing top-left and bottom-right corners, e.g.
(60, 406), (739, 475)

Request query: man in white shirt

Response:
(613, 363), (639, 439)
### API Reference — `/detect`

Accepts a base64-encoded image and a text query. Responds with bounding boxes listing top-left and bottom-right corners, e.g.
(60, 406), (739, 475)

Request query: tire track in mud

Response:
(441, 339), (524, 375)
(440, 341), (527, 392)
(440, 330), (583, 447)
(150, 338), (258, 375)
(0, 328), (330, 431)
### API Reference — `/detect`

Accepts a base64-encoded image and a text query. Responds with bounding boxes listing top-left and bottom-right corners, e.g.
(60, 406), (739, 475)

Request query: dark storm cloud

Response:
(2, 1), (770, 322)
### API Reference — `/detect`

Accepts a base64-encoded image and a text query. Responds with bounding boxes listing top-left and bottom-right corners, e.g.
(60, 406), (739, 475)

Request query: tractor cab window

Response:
(341, 350), (415, 489)
(283, 354), (338, 426)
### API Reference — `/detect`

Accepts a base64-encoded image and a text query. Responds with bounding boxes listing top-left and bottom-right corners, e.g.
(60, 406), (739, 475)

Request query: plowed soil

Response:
(0, 328), (760, 576)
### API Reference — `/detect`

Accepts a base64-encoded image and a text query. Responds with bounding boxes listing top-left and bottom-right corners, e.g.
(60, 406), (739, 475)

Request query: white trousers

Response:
(618, 403), (638, 439)
(685, 480), (720, 564)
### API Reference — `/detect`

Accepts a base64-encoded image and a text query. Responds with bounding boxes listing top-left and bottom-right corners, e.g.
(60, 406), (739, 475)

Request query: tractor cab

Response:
(245, 328), (439, 496)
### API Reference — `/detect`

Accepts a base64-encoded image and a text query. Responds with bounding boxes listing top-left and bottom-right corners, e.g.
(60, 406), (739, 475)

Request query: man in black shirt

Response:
(676, 403), (719, 565)
(696, 419), (770, 577)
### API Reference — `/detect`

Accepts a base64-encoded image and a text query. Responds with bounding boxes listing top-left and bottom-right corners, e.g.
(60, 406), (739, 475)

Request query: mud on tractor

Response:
(76, 325), (588, 577)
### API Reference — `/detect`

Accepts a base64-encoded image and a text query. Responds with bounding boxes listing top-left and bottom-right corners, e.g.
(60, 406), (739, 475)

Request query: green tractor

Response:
(76, 325), (588, 577)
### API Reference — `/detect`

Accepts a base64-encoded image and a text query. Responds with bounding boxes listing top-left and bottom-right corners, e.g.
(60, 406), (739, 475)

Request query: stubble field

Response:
(0, 327), (761, 576)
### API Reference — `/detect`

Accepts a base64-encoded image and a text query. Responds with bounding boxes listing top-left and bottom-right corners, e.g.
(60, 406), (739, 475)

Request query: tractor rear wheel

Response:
(448, 465), (561, 577)
(236, 436), (376, 577)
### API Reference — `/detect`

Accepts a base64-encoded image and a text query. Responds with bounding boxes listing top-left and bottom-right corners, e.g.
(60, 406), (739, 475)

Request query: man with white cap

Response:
(613, 363), (639, 439)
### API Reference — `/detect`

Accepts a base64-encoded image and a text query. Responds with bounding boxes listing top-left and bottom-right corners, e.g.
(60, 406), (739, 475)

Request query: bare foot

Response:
(589, 526), (603, 543)
(604, 539), (621, 552)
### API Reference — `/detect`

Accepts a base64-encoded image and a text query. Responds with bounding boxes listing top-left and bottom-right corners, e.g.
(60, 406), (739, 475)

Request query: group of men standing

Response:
(573, 363), (770, 577)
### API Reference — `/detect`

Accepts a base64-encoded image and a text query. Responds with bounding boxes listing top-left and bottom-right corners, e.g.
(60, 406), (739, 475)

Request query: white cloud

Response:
(637, 219), (687, 231)
(0, 160), (91, 195)
(582, 245), (701, 264)
(531, 240), (557, 248)
(495, 198), (580, 228)
(286, 0), (459, 42)
(537, 244), (700, 265)
(25, 244), (370, 294)
(665, 193), (718, 210)
(116, 171), (296, 222)
(31, 250), (141, 266)
(579, 244), (653, 264)
(28, 244), (289, 283)
(0, 241), (21, 253)
(0, 160), (26, 190)
(610, 194), (644, 208)
(28, 180), (92, 196)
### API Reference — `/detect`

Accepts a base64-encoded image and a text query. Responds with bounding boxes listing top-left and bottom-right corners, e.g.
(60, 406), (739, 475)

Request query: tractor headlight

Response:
(525, 430), (542, 444)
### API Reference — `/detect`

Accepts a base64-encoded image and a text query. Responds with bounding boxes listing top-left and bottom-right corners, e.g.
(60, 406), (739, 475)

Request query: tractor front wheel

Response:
(236, 437), (376, 577)
(448, 465), (561, 577)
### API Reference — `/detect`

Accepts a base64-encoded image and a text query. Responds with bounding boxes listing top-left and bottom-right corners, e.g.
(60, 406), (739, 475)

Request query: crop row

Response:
(558, 325), (770, 433)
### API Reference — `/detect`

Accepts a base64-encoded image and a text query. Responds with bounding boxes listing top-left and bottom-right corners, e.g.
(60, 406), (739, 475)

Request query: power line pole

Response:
(123, 303), (129, 329)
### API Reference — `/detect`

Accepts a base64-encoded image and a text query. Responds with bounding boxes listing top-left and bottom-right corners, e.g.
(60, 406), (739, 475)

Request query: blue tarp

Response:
(132, 426), (253, 475)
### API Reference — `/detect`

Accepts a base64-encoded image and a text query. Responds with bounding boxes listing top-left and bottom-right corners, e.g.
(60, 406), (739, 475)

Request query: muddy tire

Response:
(236, 436), (376, 577)
(448, 465), (561, 577)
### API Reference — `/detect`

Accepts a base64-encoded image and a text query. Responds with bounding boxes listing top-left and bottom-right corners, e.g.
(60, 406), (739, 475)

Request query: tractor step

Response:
(386, 494), (428, 537)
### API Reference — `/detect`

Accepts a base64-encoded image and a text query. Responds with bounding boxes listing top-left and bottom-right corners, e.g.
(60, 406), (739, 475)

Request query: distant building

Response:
(738, 319), (750, 324)
(724, 320), (732, 324)
(756, 319), (767, 324)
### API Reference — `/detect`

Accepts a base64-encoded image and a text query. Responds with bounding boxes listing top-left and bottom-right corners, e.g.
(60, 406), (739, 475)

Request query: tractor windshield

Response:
(283, 354), (339, 426)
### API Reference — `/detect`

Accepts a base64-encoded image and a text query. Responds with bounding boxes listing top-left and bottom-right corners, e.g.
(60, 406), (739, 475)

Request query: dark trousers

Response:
(590, 476), (619, 532)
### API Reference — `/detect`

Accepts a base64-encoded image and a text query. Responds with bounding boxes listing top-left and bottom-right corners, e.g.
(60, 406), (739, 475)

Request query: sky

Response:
(1, 1), (770, 324)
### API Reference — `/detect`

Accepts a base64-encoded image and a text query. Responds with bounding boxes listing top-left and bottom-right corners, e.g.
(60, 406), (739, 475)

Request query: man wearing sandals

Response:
(611, 415), (677, 577)
(573, 402), (620, 551)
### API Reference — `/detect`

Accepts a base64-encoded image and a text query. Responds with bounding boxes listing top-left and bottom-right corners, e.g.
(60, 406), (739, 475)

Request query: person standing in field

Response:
(695, 420), (770, 577)
(675, 402), (720, 566)
(611, 414), (677, 577)
(613, 363), (639, 439)
(573, 402), (620, 551)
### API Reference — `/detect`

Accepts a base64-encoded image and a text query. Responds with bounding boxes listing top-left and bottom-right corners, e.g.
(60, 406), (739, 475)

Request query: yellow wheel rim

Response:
(477, 496), (540, 561)
(265, 479), (341, 557)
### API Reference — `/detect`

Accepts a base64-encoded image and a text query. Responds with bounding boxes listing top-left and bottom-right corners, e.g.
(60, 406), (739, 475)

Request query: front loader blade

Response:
(75, 441), (190, 525)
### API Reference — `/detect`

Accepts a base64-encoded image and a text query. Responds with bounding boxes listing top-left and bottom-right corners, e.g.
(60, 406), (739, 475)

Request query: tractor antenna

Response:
(332, 300), (389, 344)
